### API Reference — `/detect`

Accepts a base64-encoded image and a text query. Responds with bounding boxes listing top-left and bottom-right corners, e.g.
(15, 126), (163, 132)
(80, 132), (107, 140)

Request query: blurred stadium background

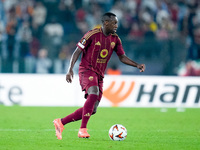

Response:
(0, 0), (200, 76)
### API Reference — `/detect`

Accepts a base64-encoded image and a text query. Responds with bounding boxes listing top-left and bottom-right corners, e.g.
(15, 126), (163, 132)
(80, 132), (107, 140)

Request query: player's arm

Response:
(66, 47), (82, 83)
(118, 54), (145, 72)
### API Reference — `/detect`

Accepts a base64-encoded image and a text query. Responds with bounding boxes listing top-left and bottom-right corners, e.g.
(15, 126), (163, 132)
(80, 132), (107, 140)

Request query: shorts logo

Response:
(111, 42), (115, 49)
(89, 76), (94, 81)
(100, 49), (108, 58)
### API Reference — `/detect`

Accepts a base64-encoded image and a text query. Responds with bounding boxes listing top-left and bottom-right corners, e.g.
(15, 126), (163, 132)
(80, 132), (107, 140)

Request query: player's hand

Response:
(66, 69), (74, 83)
(137, 64), (145, 72)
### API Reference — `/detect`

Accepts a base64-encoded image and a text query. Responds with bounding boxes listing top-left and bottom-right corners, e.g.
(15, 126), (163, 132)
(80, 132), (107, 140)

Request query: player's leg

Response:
(78, 86), (99, 138)
(61, 107), (83, 124)
(92, 100), (99, 115)
(53, 100), (99, 140)
(60, 99), (99, 125)
(60, 72), (101, 126)
(81, 86), (99, 128)
(78, 75), (103, 138)
(92, 83), (102, 115)
(53, 71), (100, 139)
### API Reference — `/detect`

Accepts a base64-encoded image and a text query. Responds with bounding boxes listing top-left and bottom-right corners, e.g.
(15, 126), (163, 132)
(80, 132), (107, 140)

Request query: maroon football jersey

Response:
(77, 27), (125, 77)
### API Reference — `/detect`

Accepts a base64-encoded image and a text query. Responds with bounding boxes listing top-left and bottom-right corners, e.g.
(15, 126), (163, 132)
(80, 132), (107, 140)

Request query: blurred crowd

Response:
(0, 0), (200, 75)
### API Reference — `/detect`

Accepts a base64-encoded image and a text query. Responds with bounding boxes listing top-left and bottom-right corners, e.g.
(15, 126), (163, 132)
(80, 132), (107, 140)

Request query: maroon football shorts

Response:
(79, 70), (103, 101)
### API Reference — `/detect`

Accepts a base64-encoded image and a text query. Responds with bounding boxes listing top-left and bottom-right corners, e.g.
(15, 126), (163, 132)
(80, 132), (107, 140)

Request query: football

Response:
(109, 124), (127, 141)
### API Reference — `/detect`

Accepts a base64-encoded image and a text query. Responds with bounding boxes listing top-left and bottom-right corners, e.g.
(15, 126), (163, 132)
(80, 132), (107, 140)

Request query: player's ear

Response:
(104, 20), (109, 26)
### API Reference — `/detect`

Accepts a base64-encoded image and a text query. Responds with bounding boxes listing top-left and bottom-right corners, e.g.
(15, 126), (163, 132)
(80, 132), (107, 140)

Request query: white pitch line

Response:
(0, 129), (108, 132)
(0, 129), (54, 132)
(0, 129), (198, 133)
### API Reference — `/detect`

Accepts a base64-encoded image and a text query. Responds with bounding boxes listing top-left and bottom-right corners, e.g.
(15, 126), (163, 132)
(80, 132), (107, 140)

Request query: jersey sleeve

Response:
(115, 37), (125, 56)
(77, 31), (92, 51)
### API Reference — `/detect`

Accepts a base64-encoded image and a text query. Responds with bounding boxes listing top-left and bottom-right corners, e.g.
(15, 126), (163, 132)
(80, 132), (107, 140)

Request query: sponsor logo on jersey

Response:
(97, 58), (107, 63)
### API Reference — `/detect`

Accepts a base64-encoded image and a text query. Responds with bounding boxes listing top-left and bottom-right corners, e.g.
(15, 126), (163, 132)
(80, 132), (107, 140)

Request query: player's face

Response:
(107, 16), (118, 34)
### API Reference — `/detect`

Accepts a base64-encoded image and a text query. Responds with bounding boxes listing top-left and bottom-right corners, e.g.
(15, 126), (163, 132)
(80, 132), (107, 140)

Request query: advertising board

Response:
(0, 74), (199, 107)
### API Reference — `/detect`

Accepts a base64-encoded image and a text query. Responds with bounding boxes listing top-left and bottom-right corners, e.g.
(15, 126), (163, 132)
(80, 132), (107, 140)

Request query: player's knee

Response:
(88, 86), (99, 95)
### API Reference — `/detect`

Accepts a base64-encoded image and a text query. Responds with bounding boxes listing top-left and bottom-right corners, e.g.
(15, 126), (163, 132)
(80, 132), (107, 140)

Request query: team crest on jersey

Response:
(100, 49), (108, 58)
(111, 42), (115, 49)
(89, 76), (94, 81)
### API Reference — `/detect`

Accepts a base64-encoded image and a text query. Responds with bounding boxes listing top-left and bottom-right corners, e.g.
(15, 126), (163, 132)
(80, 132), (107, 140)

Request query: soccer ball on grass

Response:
(109, 124), (127, 141)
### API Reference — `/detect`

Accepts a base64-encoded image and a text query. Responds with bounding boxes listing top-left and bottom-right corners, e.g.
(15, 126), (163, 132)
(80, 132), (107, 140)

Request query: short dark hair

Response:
(101, 12), (116, 23)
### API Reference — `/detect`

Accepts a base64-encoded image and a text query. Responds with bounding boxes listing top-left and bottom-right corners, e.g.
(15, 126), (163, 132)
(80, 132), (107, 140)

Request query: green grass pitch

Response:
(0, 106), (199, 150)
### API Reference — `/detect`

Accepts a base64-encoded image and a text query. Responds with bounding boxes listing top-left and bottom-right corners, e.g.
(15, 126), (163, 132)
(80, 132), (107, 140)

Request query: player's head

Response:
(101, 12), (118, 34)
